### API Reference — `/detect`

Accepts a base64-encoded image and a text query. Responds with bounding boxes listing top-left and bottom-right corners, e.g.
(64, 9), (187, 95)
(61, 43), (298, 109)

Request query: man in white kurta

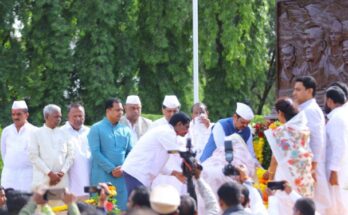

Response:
(189, 102), (212, 159)
(293, 76), (331, 213)
(325, 86), (348, 215)
(29, 104), (74, 190)
(151, 95), (180, 129)
(0, 100), (37, 192)
(122, 112), (190, 195)
(150, 95), (185, 193)
(120, 95), (152, 143)
(61, 103), (90, 197)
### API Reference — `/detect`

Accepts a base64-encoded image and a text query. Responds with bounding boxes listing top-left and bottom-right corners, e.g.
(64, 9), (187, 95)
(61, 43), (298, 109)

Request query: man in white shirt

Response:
(61, 103), (90, 197)
(29, 104), (74, 190)
(120, 95), (152, 143)
(122, 112), (190, 195)
(151, 95), (181, 128)
(1, 100), (37, 192)
(292, 76), (331, 214)
(324, 86), (348, 215)
(189, 102), (212, 159)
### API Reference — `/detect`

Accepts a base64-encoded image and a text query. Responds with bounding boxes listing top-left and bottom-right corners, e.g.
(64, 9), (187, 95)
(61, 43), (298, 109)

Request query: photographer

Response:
(193, 164), (219, 215)
(122, 112), (190, 195)
(19, 187), (80, 215)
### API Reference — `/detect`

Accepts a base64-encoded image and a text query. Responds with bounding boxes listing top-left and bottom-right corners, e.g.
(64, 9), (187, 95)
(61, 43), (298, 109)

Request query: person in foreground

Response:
(122, 112), (190, 195)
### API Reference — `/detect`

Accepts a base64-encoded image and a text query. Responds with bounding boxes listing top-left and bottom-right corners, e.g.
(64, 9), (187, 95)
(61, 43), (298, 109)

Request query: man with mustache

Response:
(0, 100), (37, 192)
(88, 98), (133, 211)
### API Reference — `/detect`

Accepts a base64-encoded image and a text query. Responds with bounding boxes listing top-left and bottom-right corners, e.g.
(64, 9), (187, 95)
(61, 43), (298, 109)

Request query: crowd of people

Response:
(0, 75), (347, 214)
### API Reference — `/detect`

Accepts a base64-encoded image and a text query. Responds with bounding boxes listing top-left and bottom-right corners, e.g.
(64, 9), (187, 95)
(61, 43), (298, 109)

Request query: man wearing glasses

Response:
(199, 102), (256, 163)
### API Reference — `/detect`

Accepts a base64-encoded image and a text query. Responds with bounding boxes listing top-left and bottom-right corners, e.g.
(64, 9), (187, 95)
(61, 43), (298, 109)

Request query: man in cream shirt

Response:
(29, 104), (74, 189)
(120, 95), (152, 143)
(61, 103), (90, 197)
(1, 100), (37, 192)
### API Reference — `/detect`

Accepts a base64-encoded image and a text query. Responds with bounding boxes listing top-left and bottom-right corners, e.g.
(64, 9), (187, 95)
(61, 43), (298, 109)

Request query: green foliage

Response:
(199, 0), (275, 121)
(0, 0), (275, 125)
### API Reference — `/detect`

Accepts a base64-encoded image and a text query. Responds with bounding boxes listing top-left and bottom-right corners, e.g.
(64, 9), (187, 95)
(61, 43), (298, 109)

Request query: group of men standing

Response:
(0, 95), (189, 211)
(1, 75), (348, 214)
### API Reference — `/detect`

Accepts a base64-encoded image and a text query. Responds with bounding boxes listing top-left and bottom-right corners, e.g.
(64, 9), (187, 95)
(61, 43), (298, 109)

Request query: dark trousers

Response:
(123, 171), (145, 195)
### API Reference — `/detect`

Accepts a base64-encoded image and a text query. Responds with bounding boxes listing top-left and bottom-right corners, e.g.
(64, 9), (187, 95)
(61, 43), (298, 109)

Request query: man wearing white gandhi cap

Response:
(1, 100), (38, 192)
(200, 102), (257, 163)
(120, 95), (152, 143)
(151, 95), (181, 129)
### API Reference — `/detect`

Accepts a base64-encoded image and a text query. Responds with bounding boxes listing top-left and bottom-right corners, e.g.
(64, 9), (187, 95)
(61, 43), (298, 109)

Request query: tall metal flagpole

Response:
(193, 0), (199, 103)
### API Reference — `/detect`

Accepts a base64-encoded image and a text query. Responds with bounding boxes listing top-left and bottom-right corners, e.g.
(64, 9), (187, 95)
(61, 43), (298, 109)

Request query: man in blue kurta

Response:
(200, 102), (256, 163)
(88, 98), (133, 211)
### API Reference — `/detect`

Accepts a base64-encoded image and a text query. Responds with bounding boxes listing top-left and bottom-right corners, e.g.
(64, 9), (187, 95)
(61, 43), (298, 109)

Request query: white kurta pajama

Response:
(298, 98), (331, 214)
(1, 122), (38, 192)
(188, 119), (212, 159)
(325, 106), (348, 215)
(198, 133), (258, 215)
(61, 122), (90, 197)
(150, 117), (168, 129)
(149, 117), (187, 194)
(29, 125), (74, 190)
(119, 115), (152, 143)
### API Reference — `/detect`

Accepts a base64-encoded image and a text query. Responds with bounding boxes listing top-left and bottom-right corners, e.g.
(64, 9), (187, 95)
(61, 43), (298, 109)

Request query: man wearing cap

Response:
(150, 184), (181, 215)
(151, 95), (181, 128)
(61, 103), (91, 197)
(200, 102), (256, 163)
(0, 100), (37, 192)
(120, 95), (152, 143)
(122, 112), (190, 195)
(29, 104), (74, 190)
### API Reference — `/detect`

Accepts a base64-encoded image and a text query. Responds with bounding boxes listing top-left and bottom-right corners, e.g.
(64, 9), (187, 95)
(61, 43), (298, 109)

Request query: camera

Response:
(267, 181), (286, 191)
(84, 183), (111, 195)
(178, 138), (202, 178)
(43, 188), (65, 201)
(168, 138), (202, 202)
(222, 140), (239, 176)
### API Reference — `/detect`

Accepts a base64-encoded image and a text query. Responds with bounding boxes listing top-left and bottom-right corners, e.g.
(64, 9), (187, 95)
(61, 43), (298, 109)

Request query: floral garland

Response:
(251, 118), (282, 206)
(52, 185), (120, 214)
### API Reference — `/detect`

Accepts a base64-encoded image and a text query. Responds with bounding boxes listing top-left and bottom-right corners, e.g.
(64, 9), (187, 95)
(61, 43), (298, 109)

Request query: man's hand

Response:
(111, 166), (123, 178)
(62, 190), (76, 205)
(193, 167), (202, 180)
(199, 115), (211, 128)
(98, 183), (111, 207)
(171, 170), (186, 184)
(283, 181), (292, 194)
(57, 171), (64, 178)
(329, 171), (339, 186)
(48, 171), (61, 186)
(32, 188), (48, 205)
(235, 165), (249, 183)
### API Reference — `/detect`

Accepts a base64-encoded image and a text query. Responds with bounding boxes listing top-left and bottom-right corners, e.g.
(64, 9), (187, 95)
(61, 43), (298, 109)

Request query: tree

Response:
(199, 0), (275, 120)
(137, 1), (193, 114)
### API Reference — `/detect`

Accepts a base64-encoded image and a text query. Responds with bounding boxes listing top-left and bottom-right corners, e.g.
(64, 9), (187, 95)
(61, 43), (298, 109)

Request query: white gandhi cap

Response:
(236, 102), (254, 120)
(162, 95), (180, 108)
(126, 95), (141, 105)
(150, 184), (180, 214)
(12, 100), (28, 110)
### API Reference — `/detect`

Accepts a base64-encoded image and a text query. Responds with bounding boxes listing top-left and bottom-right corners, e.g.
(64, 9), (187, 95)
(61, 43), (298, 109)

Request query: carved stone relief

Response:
(277, 0), (348, 105)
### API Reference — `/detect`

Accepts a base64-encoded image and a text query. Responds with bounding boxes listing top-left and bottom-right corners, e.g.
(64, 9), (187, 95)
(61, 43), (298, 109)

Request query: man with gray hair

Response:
(29, 104), (74, 189)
